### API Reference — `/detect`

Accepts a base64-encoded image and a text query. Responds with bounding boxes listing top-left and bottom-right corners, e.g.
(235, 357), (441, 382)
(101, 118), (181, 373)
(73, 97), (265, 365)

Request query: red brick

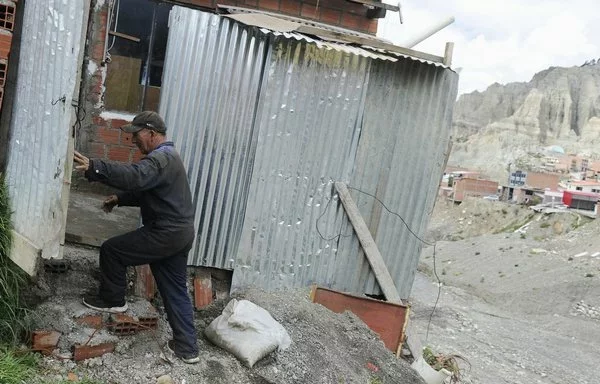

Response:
(121, 132), (133, 146)
(341, 12), (361, 30)
(0, 32), (12, 60)
(242, 0), (258, 7)
(194, 275), (213, 309)
(300, 3), (320, 19)
(75, 315), (103, 329)
(134, 265), (156, 300)
(92, 115), (106, 126)
(73, 343), (115, 361)
(109, 118), (130, 129)
(32, 330), (61, 355)
(90, 142), (106, 158)
(132, 149), (143, 162)
(258, 0), (279, 11)
(108, 146), (132, 162)
(367, 20), (378, 35)
(97, 127), (121, 145)
(320, 7), (341, 25)
(279, 0), (301, 16)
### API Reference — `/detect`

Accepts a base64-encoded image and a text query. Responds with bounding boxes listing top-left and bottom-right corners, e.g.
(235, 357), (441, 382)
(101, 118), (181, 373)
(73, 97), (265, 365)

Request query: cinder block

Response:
(0, 2), (16, 31)
(0, 59), (7, 88)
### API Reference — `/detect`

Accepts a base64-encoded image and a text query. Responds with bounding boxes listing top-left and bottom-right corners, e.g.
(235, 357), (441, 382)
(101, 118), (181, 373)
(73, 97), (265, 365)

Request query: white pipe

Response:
(403, 16), (455, 48)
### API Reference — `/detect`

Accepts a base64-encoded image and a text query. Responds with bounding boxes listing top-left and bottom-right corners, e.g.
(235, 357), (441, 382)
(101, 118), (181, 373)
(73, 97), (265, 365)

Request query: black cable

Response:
(342, 185), (442, 344)
(315, 194), (353, 242)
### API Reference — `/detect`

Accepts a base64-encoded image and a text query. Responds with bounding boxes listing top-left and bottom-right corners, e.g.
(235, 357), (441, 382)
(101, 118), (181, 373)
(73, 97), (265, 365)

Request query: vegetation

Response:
(0, 348), (37, 384)
(423, 346), (470, 384)
(0, 174), (32, 345)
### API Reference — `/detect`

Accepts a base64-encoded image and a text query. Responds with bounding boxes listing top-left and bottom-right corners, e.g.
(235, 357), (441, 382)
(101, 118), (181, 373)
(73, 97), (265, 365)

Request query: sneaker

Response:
(82, 295), (128, 313)
(166, 340), (200, 364)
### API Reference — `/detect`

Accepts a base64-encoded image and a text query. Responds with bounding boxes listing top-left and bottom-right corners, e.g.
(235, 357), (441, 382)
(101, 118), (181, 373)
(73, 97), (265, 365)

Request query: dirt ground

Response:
(29, 244), (424, 384)
(410, 197), (600, 384)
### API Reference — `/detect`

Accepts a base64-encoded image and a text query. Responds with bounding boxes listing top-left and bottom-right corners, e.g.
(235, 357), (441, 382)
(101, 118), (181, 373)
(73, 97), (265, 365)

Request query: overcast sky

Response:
(377, 0), (600, 96)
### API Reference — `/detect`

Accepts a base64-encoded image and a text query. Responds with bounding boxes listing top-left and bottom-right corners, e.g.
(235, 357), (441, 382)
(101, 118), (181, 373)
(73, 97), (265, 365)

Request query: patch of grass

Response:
(493, 213), (535, 234)
(539, 222), (550, 228)
(0, 348), (38, 384)
(0, 175), (32, 345)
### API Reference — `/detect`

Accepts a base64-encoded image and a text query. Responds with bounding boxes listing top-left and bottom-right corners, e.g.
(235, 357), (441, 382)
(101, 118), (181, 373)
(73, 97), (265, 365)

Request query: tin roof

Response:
(222, 7), (451, 67)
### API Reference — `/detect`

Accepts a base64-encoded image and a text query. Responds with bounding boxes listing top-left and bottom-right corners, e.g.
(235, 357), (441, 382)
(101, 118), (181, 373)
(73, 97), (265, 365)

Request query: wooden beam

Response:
(334, 182), (402, 303)
(443, 42), (454, 67)
(296, 25), (445, 64)
(108, 30), (141, 43)
(346, 0), (400, 12)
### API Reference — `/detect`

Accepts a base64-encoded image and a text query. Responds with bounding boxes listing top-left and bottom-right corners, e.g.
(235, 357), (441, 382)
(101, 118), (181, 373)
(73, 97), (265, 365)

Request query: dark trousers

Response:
(99, 225), (198, 355)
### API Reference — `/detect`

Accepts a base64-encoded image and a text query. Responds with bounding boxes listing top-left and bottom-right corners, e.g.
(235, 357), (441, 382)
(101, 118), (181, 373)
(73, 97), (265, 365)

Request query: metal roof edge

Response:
(219, 5), (452, 68)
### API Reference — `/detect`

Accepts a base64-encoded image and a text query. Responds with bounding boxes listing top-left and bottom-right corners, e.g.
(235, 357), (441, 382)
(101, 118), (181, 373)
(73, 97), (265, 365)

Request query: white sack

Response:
(204, 299), (291, 368)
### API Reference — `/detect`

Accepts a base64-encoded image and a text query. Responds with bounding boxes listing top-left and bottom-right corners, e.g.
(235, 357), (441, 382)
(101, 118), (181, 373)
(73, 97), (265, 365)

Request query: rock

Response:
(449, 64), (600, 181)
(157, 375), (174, 384)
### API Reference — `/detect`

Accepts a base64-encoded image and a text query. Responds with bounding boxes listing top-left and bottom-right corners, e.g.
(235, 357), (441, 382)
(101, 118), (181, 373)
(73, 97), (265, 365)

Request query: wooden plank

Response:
(311, 286), (408, 352)
(334, 182), (402, 303)
(443, 42), (454, 67)
(346, 0), (400, 12)
(296, 25), (445, 64)
(109, 30), (141, 43)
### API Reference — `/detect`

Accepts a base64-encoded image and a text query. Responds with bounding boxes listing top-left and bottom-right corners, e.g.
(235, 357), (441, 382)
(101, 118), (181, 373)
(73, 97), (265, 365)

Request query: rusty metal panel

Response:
(5, 0), (87, 263)
(160, 7), (268, 268)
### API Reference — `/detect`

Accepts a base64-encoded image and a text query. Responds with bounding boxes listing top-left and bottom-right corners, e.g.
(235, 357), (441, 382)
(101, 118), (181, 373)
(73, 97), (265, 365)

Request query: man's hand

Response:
(102, 195), (118, 213)
(73, 151), (90, 172)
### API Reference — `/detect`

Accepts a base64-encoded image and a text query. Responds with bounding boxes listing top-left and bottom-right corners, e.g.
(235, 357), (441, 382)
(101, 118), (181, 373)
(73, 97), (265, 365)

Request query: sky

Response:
(377, 0), (600, 96)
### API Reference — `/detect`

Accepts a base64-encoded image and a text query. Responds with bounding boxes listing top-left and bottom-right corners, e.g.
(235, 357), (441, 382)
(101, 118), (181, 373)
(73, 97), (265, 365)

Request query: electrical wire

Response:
(316, 183), (443, 344)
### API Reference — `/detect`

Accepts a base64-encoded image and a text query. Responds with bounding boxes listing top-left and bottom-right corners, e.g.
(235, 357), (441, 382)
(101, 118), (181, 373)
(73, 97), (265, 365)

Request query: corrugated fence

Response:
(6, 1), (86, 262)
(161, 6), (458, 297)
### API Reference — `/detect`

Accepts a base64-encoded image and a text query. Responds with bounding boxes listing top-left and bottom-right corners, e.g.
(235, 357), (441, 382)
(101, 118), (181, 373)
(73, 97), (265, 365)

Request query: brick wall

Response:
(181, 0), (379, 34)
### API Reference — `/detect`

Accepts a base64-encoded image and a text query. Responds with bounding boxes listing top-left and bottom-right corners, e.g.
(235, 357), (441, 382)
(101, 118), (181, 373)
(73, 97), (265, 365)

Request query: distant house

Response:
(563, 190), (599, 211)
(452, 178), (498, 202)
(560, 180), (600, 194)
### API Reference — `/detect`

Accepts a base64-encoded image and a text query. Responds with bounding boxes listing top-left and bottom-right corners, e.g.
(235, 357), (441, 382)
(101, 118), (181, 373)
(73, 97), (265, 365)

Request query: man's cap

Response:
(120, 111), (167, 134)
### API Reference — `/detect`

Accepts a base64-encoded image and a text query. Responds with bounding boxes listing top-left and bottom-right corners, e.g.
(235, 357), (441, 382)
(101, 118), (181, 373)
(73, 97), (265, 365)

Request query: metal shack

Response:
(161, 7), (458, 297)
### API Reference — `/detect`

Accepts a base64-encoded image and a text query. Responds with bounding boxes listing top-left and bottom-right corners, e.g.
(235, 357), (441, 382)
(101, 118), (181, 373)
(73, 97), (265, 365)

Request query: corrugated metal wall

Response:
(6, 1), (87, 260)
(340, 58), (458, 297)
(161, 8), (268, 268)
(233, 37), (370, 289)
(161, 7), (458, 297)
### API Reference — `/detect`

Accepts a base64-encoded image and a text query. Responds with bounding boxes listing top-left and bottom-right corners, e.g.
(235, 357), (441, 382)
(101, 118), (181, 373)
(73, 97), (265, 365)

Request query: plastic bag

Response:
(204, 299), (291, 367)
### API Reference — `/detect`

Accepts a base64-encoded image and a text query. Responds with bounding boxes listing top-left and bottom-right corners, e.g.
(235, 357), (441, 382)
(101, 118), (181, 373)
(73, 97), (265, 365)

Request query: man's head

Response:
(120, 111), (167, 155)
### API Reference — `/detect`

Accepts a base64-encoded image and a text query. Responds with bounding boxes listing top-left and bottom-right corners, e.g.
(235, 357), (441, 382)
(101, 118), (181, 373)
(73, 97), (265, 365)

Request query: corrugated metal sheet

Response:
(340, 59), (458, 297)
(6, 1), (87, 259)
(161, 7), (268, 267)
(161, 7), (458, 298)
(232, 35), (370, 290)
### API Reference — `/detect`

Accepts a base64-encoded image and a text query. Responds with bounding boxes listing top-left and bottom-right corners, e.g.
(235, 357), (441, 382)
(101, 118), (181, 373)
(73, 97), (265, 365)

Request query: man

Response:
(73, 111), (199, 364)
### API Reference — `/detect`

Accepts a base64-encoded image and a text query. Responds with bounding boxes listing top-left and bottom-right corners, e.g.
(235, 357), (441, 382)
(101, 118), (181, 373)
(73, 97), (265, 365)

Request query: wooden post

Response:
(334, 182), (402, 303)
(443, 42), (454, 66)
(334, 182), (423, 359)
